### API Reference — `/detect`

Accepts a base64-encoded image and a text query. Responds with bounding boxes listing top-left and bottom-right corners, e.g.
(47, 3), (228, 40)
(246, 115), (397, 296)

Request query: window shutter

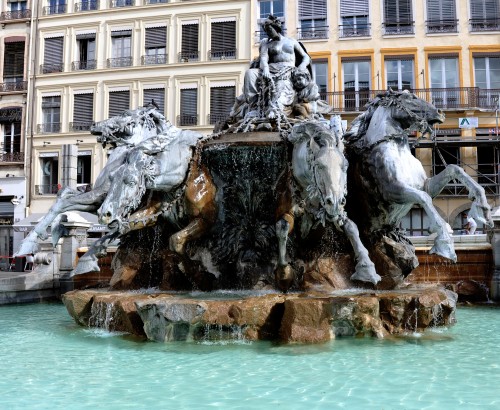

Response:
(180, 88), (197, 116)
(211, 21), (236, 51)
(44, 37), (64, 65)
(210, 86), (235, 122)
(427, 0), (456, 21)
(111, 29), (132, 37)
(340, 0), (369, 17)
(3, 41), (24, 78)
(298, 0), (327, 19)
(181, 24), (199, 53)
(108, 90), (130, 117)
(470, 0), (499, 19)
(384, 0), (413, 23)
(74, 93), (94, 124)
(143, 88), (165, 113)
(145, 26), (167, 49)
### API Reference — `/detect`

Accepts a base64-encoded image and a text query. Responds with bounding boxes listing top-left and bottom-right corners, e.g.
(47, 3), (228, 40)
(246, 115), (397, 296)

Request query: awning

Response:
(13, 212), (107, 233)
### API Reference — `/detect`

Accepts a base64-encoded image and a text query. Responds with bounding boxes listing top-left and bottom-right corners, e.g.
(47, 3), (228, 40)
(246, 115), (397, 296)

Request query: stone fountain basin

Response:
(62, 286), (457, 344)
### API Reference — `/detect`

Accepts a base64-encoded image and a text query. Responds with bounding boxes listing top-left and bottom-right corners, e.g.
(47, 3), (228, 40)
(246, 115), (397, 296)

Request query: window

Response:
(109, 30), (132, 68)
(180, 23), (199, 62)
(74, 33), (96, 70)
(385, 57), (414, 91)
(39, 156), (59, 195)
(42, 37), (64, 74)
(475, 55), (500, 108)
(112, 0), (134, 7)
(108, 90), (130, 117)
(76, 1), (98, 11)
(144, 26), (167, 65)
(383, 0), (414, 34)
(429, 56), (459, 108)
(143, 88), (165, 113)
(1, 121), (21, 156)
(210, 20), (236, 60)
(209, 86), (235, 124)
(179, 88), (198, 126)
(257, 0), (284, 40)
(342, 59), (371, 111)
(339, 0), (370, 37)
(401, 207), (430, 236)
(426, 0), (457, 33)
(298, 0), (328, 39)
(312, 60), (328, 93)
(3, 41), (25, 84)
(77, 154), (92, 186)
(45, 0), (66, 15)
(469, 0), (500, 31)
(72, 93), (94, 131)
(41, 96), (61, 133)
(9, 1), (27, 11)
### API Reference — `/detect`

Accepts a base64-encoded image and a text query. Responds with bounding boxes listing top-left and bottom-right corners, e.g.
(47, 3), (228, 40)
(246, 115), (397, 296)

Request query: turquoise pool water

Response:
(0, 303), (499, 409)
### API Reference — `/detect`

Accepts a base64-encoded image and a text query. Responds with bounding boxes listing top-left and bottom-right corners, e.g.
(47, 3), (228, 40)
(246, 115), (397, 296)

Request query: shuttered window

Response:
(470, 0), (499, 20)
(145, 26), (167, 49)
(108, 90), (130, 117)
(427, 0), (456, 21)
(209, 86), (235, 124)
(298, 0), (327, 20)
(340, 0), (369, 17)
(211, 21), (236, 58)
(181, 24), (199, 61)
(179, 88), (198, 126)
(339, 0), (370, 37)
(73, 93), (94, 131)
(4, 41), (25, 80)
(143, 88), (165, 113)
(42, 96), (61, 133)
(384, 0), (412, 23)
(43, 37), (64, 73)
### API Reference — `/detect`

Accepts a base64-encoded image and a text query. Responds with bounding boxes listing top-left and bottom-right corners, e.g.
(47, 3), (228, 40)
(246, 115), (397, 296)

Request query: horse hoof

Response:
(169, 235), (185, 255)
(15, 239), (39, 257)
(70, 256), (100, 277)
(350, 263), (381, 285)
(430, 239), (457, 262)
(275, 265), (295, 293)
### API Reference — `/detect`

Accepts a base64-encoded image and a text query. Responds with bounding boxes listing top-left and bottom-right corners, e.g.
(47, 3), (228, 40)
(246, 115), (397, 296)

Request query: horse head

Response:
(289, 120), (348, 224)
(91, 104), (170, 148)
(98, 151), (154, 231)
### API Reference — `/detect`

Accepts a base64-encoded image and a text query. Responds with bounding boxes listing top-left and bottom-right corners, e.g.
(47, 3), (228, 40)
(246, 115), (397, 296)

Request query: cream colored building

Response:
(7, 0), (500, 246)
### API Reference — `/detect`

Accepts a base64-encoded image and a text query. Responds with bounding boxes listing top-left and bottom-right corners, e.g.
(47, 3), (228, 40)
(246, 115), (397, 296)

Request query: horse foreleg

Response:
(169, 218), (210, 255)
(425, 164), (493, 227)
(275, 215), (295, 292)
(70, 231), (120, 277)
(340, 217), (381, 285)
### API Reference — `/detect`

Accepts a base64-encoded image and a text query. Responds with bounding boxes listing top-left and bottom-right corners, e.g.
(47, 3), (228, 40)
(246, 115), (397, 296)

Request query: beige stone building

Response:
(1, 0), (499, 257)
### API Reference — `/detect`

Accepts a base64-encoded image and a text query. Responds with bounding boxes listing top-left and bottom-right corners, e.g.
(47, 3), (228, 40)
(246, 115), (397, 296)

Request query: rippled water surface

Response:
(0, 303), (499, 409)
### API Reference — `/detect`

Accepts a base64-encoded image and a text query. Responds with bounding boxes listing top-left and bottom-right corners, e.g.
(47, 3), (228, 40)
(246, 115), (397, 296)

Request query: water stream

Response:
(0, 303), (499, 409)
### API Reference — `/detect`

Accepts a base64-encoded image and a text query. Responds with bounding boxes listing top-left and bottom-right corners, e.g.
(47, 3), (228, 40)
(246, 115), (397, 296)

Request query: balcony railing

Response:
(37, 123), (61, 133)
(0, 152), (24, 163)
(208, 113), (230, 125)
(469, 18), (500, 32)
(383, 21), (415, 35)
(0, 81), (27, 92)
(71, 60), (97, 70)
(0, 10), (31, 21)
(106, 57), (133, 68)
(40, 63), (63, 74)
(110, 0), (134, 7)
(297, 26), (329, 40)
(70, 122), (93, 132)
(178, 51), (199, 62)
(338, 24), (371, 38)
(254, 29), (287, 43)
(35, 184), (60, 195)
(177, 114), (198, 126)
(43, 4), (67, 15)
(319, 87), (500, 113)
(426, 19), (458, 33)
(75, 1), (99, 11)
(208, 49), (236, 61)
(141, 54), (168, 65)
(146, 0), (168, 3)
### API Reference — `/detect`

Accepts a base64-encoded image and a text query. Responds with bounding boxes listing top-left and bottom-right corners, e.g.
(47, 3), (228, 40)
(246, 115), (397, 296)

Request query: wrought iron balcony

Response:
(478, 89), (500, 110)
(106, 57), (133, 68)
(469, 18), (500, 32)
(40, 63), (63, 74)
(208, 49), (236, 61)
(110, 0), (134, 7)
(37, 123), (61, 133)
(70, 122), (93, 132)
(75, 1), (99, 11)
(0, 152), (24, 163)
(178, 51), (199, 62)
(426, 19), (458, 33)
(0, 81), (27, 93)
(43, 4), (67, 15)
(208, 113), (230, 125)
(35, 184), (60, 195)
(146, 0), (168, 3)
(141, 54), (168, 65)
(297, 26), (329, 40)
(71, 60), (97, 70)
(177, 114), (198, 126)
(0, 10), (31, 21)
(338, 24), (371, 38)
(382, 21), (415, 35)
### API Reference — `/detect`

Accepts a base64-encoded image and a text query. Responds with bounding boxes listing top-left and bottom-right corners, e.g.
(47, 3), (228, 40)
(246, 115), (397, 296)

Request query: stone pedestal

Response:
(489, 209), (500, 301)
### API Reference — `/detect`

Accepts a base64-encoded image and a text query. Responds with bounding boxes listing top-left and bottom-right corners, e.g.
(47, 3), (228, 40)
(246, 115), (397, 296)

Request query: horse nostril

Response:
(325, 197), (334, 206)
